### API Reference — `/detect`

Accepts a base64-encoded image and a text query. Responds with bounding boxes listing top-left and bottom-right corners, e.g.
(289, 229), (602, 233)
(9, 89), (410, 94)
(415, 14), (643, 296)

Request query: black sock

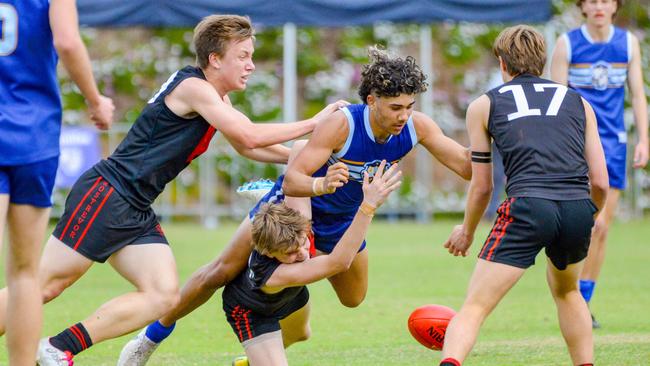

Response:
(440, 358), (462, 366)
(49, 322), (93, 355)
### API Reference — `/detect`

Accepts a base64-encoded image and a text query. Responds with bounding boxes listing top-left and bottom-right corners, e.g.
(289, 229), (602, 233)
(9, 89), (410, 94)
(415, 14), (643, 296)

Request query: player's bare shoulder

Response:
(312, 107), (349, 150)
(410, 110), (444, 140)
(466, 94), (490, 128)
(165, 77), (224, 118)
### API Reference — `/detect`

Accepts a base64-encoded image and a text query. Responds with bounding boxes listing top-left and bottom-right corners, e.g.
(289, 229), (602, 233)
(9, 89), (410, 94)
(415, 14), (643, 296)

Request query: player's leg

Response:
(0, 192), (7, 255)
(441, 259), (525, 364)
(93, 243), (180, 342)
(0, 236), (95, 334)
(243, 331), (288, 366)
(4, 203), (50, 365)
(546, 259), (593, 365)
(3, 157), (71, 365)
(279, 302), (311, 348)
(158, 217), (253, 327)
(545, 198), (596, 364)
(117, 218), (253, 366)
(326, 249), (368, 308)
(579, 188), (619, 305)
(38, 243), (177, 364)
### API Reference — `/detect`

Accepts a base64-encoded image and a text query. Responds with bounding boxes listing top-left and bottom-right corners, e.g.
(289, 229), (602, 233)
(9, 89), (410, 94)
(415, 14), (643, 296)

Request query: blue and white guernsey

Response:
(312, 104), (418, 216)
(564, 25), (630, 141)
(564, 25), (631, 189)
(249, 104), (419, 253)
(0, 0), (61, 165)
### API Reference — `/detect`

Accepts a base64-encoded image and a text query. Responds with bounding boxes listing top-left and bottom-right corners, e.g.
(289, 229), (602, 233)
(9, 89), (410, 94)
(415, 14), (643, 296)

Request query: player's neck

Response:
(584, 22), (613, 42)
(368, 118), (391, 144)
(202, 66), (230, 98)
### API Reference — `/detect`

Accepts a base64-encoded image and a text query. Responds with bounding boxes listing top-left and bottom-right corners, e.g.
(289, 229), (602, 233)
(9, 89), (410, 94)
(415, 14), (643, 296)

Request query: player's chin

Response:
(391, 125), (406, 134)
(234, 80), (248, 91)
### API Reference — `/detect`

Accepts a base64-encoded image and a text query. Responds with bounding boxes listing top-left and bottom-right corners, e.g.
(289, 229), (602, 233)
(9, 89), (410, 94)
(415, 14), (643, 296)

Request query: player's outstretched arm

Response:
(582, 99), (609, 211)
(627, 34), (649, 169)
(176, 77), (347, 154)
(413, 111), (471, 180)
(239, 144), (292, 164)
(550, 35), (569, 86)
(50, 0), (114, 130)
(282, 111), (350, 196)
(444, 95), (493, 257)
(266, 160), (401, 289)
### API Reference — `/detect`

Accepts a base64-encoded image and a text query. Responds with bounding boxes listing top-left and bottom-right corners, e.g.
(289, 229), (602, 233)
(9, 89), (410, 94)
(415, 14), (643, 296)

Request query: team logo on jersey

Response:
(591, 61), (611, 91)
(360, 159), (392, 180)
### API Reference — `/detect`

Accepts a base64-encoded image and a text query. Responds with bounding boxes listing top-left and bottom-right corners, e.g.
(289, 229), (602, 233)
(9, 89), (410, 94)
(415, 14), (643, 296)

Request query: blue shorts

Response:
(601, 136), (627, 190)
(0, 156), (59, 207)
(311, 211), (366, 254)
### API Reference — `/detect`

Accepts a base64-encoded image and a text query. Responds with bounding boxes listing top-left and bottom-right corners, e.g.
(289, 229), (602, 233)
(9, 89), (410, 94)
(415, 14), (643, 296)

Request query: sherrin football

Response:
(407, 304), (456, 350)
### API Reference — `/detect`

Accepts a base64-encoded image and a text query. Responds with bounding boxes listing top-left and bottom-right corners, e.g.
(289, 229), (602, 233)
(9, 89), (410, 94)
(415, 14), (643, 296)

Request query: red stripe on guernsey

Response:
(69, 325), (87, 350)
(59, 176), (103, 240)
(231, 306), (244, 342)
(73, 187), (115, 250)
(186, 126), (216, 163)
(486, 198), (515, 261)
(243, 309), (253, 340)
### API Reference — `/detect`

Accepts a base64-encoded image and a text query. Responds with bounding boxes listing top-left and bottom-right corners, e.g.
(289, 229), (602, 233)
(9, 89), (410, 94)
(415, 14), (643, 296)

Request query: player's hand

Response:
(323, 162), (349, 194)
(361, 160), (402, 209)
(312, 99), (350, 124)
(89, 95), (115, 130)
(633, 140), (649, 169)
(443, 225), (473, 257)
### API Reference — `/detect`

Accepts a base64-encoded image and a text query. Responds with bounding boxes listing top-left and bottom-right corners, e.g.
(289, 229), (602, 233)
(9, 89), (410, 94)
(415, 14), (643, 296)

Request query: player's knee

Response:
(295, 325), (311, 343)
(338, 293), (366, 308)
(41, 280), (68, 303)
(284, 325), (311, 346)
(147, 284), (181, 317)
(6, 256), (39, 276)
(549, 280), (578, 299)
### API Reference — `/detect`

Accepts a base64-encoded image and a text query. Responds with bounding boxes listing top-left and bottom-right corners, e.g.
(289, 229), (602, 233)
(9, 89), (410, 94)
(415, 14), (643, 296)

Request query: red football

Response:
(407, 304), (456, 350)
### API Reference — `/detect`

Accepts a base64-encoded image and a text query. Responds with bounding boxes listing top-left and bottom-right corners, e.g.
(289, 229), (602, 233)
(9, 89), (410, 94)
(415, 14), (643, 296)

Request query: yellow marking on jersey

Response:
(338, 157), (400, 166)
(570, 62), (628, 68)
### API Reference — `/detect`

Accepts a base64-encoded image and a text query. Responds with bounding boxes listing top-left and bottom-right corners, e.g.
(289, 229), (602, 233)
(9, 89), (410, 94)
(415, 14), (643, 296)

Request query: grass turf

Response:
(0, 219), (648, 365)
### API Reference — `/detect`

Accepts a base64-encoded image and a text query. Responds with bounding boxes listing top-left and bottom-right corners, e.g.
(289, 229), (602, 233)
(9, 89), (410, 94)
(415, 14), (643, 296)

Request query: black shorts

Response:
(478, 197), (598, 270)
(52, 169), (168, 263)
(223, 287), (309, 343)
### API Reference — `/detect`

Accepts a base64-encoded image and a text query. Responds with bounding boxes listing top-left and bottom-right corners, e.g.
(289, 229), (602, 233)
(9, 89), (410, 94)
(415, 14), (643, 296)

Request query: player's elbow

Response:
(282, 172), (298, 195)
(332, 260), (352, 274)
(53, 37), (82, 56)
(460, 165), (472, 180)
(591, 178), (609, 198)
(240, 133), (264, 150)
(329, 256), (354, 274)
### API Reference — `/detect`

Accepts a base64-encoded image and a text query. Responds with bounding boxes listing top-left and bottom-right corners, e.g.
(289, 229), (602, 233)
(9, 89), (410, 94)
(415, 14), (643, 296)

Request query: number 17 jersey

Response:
(486, 74), (590, 201)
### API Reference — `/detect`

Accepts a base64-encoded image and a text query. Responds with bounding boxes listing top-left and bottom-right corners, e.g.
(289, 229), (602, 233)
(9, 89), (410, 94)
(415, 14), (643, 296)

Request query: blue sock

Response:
(579, 280), (596, 303)
(145, 321), (176, 344)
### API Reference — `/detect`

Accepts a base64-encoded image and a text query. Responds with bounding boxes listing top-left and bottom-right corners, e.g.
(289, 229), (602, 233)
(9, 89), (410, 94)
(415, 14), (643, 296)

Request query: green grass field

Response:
(1, 220), (649, 365)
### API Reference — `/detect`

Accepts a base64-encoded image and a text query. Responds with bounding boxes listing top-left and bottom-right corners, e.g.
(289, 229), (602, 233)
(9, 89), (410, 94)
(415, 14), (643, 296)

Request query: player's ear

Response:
(208, 52), (222, 70)
(367, 94), (376, 108)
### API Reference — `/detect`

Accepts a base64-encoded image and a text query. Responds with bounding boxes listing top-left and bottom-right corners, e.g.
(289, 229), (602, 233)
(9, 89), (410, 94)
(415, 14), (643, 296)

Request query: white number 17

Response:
(499, 83), (568, 121)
